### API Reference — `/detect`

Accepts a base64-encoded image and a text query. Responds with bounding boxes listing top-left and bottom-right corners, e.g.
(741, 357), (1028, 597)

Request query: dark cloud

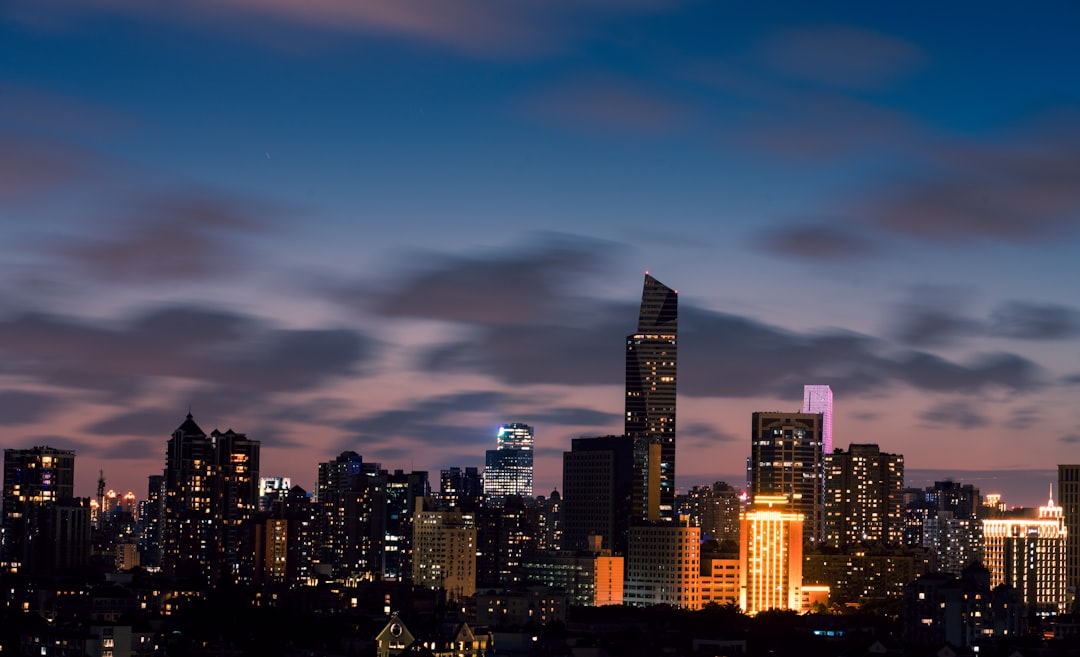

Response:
(0, 305), (373, 399)
(862, 118), (1080, 244)
(892, 296), (1080, 347)
(678, 421), (739, 448)
(919, 401), (989, 429)
(988, 301), (1080, 340)
(753, 221), (881, 260)
(1061, 435), (1080, 444)
(0, 390), (61, 424)
(335, 235), (619, 326)
(529, 407), (621, 427)
(52, 193), (278, 283)
(760, 25), (927, 91)
(340, 390), (517, 449)
(1005, 406), (1040, 431)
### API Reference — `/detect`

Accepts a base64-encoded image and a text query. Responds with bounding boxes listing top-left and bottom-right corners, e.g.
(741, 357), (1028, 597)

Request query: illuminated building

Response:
(982, 491), (1068, 614)
(163, 414), (260, 585)
(802, 385), (833, 456)
(1058, 464), (1080, 599)
(412, 497), (477, 600)
(253, 485), (315, 586)
(477, 495), (537, 585)
(475, 584), (567, 627)
(626, 273), (677, 523)
(680, 481), (741, 544)
(482, 423), (534, 506)
(561, 435), (632, 554)
(902, 480), (983, 574)
(375, 612), (491, 657)
(749, 412), (824, 543)
(522, 537), (624, 606)
(536, 489), (562, 551)
(700, 555), (740, 607)
(259, 476), (292, 510)
(739, 495), (804, 614)
(380, 469), (429, 581)
(2, 446), (87, 575)
(823, 443), (904, 547)
(803, 545), (932, 608)
(438, 466), (482, 511)
(313, 451), (370, 576)
(624, 518), (701, 609)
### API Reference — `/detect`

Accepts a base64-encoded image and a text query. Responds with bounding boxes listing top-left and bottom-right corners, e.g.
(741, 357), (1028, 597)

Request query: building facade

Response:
(624, 520), (701, 609)
(412, 498), (477, 600)
(749, 412), (824, 543)
(626, 273), (677, 524)
(982, 492), (1068, 614)
(740, 495), (804, 614)
(561, 435), (632, 554)
(162, 414), (260, 585)
(802, 385), (833, 457)
(823, 443), (904, 547)
(1059, 464), (1080, 601)
(2, 446), (81, 575)
(482, 423), (534, 507)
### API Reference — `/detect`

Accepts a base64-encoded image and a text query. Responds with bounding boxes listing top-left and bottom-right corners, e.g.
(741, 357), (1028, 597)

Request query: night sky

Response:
(3, 2), (1079, 507)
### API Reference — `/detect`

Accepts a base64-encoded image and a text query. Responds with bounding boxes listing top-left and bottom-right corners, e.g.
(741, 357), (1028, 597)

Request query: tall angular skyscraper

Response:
(802, 385), (833, 456)
(625, 273), (677, 523)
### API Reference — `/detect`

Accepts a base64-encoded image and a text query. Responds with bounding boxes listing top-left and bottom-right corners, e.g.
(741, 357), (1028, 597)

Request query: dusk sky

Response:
(3, 2), (1079, 507)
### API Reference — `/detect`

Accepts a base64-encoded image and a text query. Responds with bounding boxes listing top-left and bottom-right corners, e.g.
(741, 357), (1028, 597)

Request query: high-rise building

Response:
(561, 435), (633, 554)
(1058, 464), (1080, 599)
(982, 492), (1068, 614)
(482, 423), (534, 507)
(536, 489), (562, 551)
(802, 385), (833, 456)
(624, 519), (701, 609)
(625, 273), (677, 523)
(412, 497), (477, 600)
(2, 446), (87, 575)
(823, 443), (904, 547)
(438, 466), (482, 511)
(162, 414), (260, 585)
(680, 481), (742, 545)
(739, 495), (804, 614)
(749, 412), (824, 543)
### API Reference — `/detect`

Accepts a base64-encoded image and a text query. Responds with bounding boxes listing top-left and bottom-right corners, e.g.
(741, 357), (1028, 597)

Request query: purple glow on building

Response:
(803, 385), (833, 455)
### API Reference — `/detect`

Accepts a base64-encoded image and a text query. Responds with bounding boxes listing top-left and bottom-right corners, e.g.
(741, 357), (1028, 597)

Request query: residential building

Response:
(624, 518), (701, 609)
(823, 443), (904, 547)
(412, 497), (477, 600)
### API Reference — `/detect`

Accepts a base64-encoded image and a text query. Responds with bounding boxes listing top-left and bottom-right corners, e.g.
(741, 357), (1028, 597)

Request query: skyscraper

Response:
(740, 495), (805, 614)
(823, 443), (904, 547)
(1058, 464), (1080, 598)
(626, 273), (677, 523)
(802, 385), (833, 456)
(982, 492), (1068, 614)
(749, 412), (824, 543)
(163, 414), (260, 585)
(561, 435), (632, 554)
(2, 446), (86, 575)
(482, 423), (534, 506)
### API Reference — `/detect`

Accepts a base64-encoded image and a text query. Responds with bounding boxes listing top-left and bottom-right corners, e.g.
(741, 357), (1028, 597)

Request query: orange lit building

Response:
(740, 495), (804, 614)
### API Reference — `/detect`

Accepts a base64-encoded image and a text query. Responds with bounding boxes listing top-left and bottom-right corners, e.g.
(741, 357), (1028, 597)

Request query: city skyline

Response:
(2, 4), (1080, 507)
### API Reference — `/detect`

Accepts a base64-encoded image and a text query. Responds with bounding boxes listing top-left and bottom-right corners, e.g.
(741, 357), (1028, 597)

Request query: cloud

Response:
(332, 235), (620, 326)
(0, 134), (95, 201)
(11, 0), (668, 58)
(524, 75), (690, 136)
(753, 220), (881, 260)
(918, 400), (990, 429)
(1061, 434), (1080, 444)
(340, 390), (517, 449)
(988, 301), (1080, 340)
(891, 295), (1080, 347)
(679, 421), (739, 447)
(0, 390), (62, 424)
(860, 117), (1080, 244)
(759, 24), (928, 91)
(50, 192), (279, 283)
(1005, 406), (1040, 431)
(0, 305), (373, 399)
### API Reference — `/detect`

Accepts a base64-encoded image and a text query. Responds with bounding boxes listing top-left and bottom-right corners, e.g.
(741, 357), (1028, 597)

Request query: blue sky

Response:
(2, 1), (1079, 506)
